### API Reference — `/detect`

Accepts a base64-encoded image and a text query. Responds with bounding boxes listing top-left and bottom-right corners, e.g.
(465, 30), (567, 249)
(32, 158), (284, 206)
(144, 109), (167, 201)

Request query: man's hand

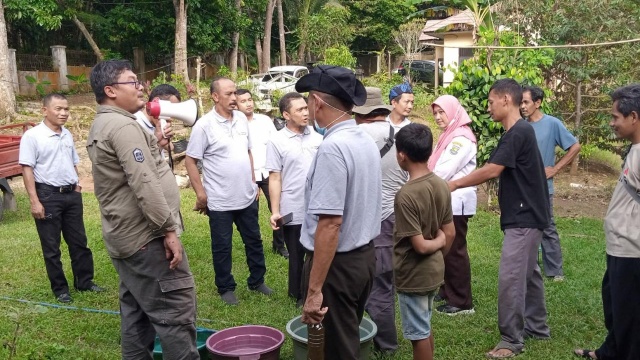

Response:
(269, 213), (281, 230)
(154, 120), (173, 148)
(301, 291), (328, 325)
(194, 193), (208, 215)
(545, 166), (558, 179)
(75, 184), (82, 193)
(30, 200), (45, 220)
(432, 229), (446, 250)
(163, 231), (183, 270)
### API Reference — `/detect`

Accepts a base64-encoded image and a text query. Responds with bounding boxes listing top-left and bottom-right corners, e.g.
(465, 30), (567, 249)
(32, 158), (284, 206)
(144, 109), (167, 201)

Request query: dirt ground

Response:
(6, 94), (621, 219)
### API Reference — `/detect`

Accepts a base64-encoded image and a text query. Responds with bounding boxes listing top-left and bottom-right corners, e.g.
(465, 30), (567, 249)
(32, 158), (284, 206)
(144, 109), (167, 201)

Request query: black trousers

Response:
(283, 224), (304, 299)
(595, 255), (640, 360)
(257, 177), (285, 250)
(302, 242), (375, 360)
(439, 215), (473, 309)
(34, 185), (94, 296)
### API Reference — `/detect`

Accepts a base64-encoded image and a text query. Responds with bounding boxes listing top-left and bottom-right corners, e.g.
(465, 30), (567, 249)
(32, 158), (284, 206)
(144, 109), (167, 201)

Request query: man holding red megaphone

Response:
(136, 84), (180, 158)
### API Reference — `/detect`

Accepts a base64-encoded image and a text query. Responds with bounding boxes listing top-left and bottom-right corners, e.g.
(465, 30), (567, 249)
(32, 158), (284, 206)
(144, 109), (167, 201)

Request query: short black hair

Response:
(210, 76), (233, 95)
(42, 93), (67, 107)
(90, 60), (134, 104)
(236, 88), (252, 97)
(490, 78), (523, 106)
(611, 84), (640, 117)
(395, 123), (433, 163)
(149, 84), (181, 102)
(522, 85), (544, 103)
(279, 92), (305, 114)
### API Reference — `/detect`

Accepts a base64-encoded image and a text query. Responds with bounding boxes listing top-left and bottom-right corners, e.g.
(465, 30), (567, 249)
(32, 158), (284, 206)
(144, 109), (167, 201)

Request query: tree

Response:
(393, 18), (427, 82)
(0, 0), (16, 119)
(230, 0), (242, 74)
(306, 3), (353, 59)
(277, 0), (286, 65)
(261, 0), (276, 72)
(495, 0), (640, 171)
(173, 0), (188, 83)
(345, 0), (414, 52)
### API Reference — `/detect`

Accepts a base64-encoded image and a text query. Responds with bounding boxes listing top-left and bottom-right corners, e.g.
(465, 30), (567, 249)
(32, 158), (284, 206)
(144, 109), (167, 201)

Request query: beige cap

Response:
(352, 87), (394, 115)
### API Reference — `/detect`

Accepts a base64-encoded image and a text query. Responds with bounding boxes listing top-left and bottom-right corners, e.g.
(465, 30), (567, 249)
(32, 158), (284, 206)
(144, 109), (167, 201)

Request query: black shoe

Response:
(56, 293), (73, 303)
(250, 283), (273, 296)
(78, 283), (105, 292)
(220, 291), (239, 305)
(436, 304), (475, 316)
(273, 246), (289, 259)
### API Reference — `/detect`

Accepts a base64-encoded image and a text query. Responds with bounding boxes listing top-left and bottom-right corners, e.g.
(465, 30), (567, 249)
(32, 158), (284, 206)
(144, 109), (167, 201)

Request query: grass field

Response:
(0, 189), (608, 359)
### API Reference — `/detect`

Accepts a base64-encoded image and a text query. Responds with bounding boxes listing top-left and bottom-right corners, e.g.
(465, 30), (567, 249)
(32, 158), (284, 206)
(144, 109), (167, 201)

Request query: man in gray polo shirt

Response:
(20, 93), (102, 304)
(186, 76), (272, 306)
(266, 92), (323, 306)
(297, 66), (382, 360)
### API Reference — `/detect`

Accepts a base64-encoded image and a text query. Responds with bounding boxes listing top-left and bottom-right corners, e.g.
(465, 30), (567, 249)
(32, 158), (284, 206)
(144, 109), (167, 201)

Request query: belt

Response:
(35, 182), (77, 194)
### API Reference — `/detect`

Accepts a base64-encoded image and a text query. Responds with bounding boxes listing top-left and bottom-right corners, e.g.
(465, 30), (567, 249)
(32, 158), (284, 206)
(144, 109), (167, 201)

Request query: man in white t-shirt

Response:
(236, 89), (288, 258)
(134, 84), (179, 158)
(185, 77), (272, 306)
(386, 83), (414, 131)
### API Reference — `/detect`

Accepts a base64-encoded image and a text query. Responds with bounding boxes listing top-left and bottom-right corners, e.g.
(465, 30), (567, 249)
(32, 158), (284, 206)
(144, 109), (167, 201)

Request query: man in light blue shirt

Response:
(19, 93), (102, 303)
(522, 86), (581, 281)
(296, 65), (382, 360)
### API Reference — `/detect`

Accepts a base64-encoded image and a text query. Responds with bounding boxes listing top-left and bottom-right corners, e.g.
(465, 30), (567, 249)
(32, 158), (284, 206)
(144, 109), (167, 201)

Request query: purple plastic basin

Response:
(206, 325), (285, 360)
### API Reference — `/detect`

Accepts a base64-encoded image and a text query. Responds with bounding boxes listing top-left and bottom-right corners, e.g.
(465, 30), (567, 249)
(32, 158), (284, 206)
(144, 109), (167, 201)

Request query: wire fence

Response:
(66, 50), (97, 67)
(15, 54), (54, 71)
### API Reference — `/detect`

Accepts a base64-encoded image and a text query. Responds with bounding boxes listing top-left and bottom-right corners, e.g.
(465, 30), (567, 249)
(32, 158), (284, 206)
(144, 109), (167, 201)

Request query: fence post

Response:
(133, 47), (146, 81)
(51, 45), (69, 91)
(8, 49), (18, 92)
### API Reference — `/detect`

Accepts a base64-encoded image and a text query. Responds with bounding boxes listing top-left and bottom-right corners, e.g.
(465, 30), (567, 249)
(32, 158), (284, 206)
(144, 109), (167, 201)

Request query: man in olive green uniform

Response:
(87, 60), (199, 360)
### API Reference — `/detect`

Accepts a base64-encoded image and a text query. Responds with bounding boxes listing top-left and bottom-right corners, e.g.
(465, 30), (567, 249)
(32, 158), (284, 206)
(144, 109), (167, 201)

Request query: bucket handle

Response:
(239, 356), (260, 360)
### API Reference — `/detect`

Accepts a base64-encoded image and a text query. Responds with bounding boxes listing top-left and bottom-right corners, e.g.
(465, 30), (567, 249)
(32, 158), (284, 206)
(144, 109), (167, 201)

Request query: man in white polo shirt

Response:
(185, 77), (272, 305)
(134, 84), (180, 158)
(236, 88), (288, 258)
(266, 92), (322, 306)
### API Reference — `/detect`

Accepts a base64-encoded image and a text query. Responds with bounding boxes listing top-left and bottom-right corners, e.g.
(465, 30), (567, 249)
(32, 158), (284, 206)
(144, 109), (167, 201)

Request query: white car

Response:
(243, 66), (309, 112)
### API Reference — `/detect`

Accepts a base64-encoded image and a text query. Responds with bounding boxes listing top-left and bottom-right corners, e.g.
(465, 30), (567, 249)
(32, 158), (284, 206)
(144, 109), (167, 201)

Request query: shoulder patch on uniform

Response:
(133, 148), (145, 163)
(450, 141), (463, 155)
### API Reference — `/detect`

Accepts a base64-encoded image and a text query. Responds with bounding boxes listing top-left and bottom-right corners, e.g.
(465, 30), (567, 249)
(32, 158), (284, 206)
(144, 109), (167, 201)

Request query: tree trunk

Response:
(229, 0), (242, 75)
(255, 35), (264, 74)
(296, 0), (311, 64)
(71, 16), (104, 61)
(570, 80), (581, 175)
(173, 0), (189, 83)
(277, 0), (286, 65)
(262, 0), (276, 72)
(0, 0), (16, 120)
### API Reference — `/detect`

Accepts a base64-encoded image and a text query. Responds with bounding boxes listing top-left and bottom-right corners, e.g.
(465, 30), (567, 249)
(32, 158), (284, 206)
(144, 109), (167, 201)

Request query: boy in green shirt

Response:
(394, 123), (456, 360)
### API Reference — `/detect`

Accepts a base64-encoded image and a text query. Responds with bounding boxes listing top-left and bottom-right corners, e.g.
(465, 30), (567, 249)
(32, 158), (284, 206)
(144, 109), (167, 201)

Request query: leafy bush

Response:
(444, 30), (554, 166)
(25, 75), (51, 97)
(318, 45), (357, 69)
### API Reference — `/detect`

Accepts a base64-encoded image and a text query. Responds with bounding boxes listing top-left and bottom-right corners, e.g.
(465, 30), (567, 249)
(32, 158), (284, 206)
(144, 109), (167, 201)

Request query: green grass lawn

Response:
(0, 190), (608, 359)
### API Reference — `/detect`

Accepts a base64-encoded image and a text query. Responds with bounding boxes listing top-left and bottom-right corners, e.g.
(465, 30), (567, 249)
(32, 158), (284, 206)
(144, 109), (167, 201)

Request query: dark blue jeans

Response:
(207, 200), (266, 294)
(34, 185), (94, 296)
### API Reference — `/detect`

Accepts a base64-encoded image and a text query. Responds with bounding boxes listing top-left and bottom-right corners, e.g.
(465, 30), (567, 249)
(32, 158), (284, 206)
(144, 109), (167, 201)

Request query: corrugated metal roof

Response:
(421, 9), (477, 33)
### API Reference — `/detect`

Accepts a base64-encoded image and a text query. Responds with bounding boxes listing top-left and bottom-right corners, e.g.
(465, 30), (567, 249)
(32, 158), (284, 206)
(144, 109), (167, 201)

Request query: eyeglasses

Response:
(109, 80), (143, 89)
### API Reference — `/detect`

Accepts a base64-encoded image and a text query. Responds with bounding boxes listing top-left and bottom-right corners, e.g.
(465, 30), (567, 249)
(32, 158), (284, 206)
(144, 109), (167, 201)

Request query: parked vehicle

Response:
(395, 60), (443, 86)
(0, 122), (35, 220)
(240, 65), (309, 112)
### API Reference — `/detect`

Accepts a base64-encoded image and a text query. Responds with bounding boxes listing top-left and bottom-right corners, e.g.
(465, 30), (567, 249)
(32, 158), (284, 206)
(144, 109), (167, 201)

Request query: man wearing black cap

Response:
(296, 65), (382, 359)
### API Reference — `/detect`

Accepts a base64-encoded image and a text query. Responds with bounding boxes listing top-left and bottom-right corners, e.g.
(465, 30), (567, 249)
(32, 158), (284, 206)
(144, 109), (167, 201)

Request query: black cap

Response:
(295, 65), (367, 106)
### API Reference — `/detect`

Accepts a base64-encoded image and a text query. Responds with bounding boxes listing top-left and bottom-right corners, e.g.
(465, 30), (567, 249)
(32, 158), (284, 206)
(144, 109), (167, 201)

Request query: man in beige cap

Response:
(353, 87), (408, 354)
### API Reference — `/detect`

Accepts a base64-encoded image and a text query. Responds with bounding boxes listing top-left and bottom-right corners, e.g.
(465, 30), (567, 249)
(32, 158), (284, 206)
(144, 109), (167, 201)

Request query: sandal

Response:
(486, 341), (523, 359)
(574, 349), (597, 359)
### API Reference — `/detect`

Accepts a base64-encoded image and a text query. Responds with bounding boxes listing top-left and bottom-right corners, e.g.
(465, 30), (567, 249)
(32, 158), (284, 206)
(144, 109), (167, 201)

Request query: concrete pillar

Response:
(51, 45), (69, 91)
(8, 49), (18, 92)
(133, 47), (146, 81)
